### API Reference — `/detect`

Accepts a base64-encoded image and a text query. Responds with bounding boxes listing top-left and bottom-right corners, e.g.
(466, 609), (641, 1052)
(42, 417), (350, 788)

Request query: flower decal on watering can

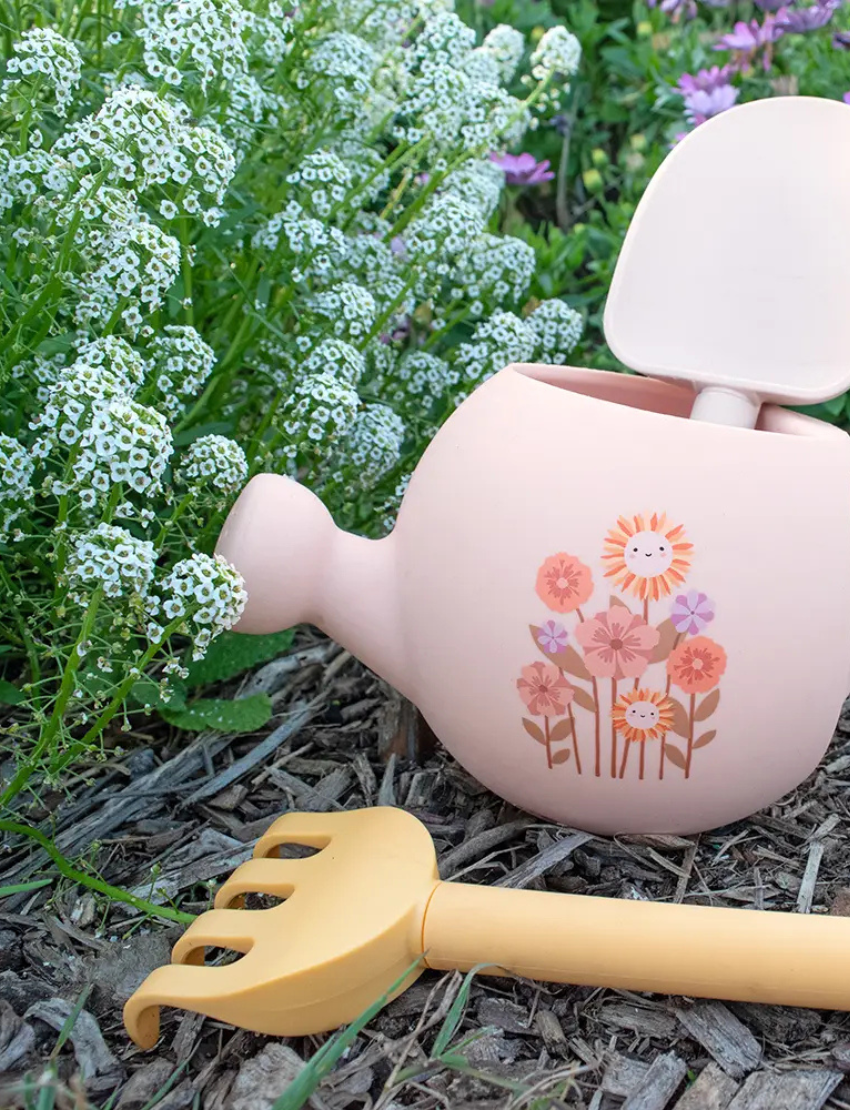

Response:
(517, 513), (727, 781)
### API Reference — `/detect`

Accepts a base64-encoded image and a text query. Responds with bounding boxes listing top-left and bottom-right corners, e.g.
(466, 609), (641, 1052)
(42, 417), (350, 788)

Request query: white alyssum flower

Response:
(0, 434), (35, 533)
(2, 28), (83, 116)
(380, 350), (458, 414)
(309, 282), (377, 343)
(527, 299), (584, 363)
(303, 32), (377, 107)
(74, 337), (146, 394)
(278, 371), (360, 464)
(151, 553), (247, 658)
(453, 311), (536, 383)
(67, 524), (156, 600)
(530, 26), (581, 82)
(251, 200), (346, 283)
(481, 24), (525, 83)
(406, 193), (485, 276)
(133, 0), (252, 92)
(445, 159), (505, 220)
(53, 88), (236, 216)
(457, 234), (536, 311)
(145, 326), (216, 418)
(337, 404), (406, 490)
(177, 435), (248, 496)
(286, 150), (352, 218)
(302, 338), (366, 386)
(410, 12), (475, 72)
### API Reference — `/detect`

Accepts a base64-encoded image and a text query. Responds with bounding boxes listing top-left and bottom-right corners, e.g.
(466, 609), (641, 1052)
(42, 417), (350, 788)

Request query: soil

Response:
(3, 631), (850, 1110)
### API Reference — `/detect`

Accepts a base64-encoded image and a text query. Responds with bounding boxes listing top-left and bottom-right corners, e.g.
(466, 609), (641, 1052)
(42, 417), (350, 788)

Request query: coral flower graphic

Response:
(612, 688), (674, 743)
(602, 513), (693, 602)
(667, 636), (727, 694)
(517, 661), (574, 716)
(536, 552), (594, 613)
(574, 607), (659, 680)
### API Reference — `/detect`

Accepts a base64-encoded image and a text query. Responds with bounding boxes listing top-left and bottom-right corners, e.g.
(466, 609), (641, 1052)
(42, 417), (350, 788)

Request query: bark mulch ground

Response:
(3, 631), (850, 1110)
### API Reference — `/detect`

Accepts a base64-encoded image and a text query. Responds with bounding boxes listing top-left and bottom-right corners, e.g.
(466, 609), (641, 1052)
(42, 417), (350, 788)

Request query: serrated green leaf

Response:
(0, 680), (25, 705)
(163, 694), (272, 733)
(185, 629), (295, 689)
(130, 678), (187, 712)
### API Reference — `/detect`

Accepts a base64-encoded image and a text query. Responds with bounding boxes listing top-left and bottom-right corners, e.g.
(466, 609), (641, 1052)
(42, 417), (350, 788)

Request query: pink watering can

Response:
(217, 97), (850, 836)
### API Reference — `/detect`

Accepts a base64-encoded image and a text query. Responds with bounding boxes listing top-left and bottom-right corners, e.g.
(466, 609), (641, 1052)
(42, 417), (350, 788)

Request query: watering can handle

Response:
(423, 882), (850, 1009)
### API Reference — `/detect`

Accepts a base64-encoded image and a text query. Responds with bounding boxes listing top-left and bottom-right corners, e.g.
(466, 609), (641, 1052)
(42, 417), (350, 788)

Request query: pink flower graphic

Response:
(517, 662), (574, 716)
(671, 590), (715, 635)
(574, 608), (660, 680)
(537, 620), (568, 653)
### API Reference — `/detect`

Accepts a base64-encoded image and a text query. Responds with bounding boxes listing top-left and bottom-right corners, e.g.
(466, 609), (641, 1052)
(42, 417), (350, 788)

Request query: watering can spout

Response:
(216, 474), (412, 699)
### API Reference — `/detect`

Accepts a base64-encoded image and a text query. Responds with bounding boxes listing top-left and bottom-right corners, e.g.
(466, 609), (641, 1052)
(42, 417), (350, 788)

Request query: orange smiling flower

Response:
(667, 636), (727, 694)
(602, 513), (693, 602)
(612, 688), (674, 743)
(536, 552), (594, 614)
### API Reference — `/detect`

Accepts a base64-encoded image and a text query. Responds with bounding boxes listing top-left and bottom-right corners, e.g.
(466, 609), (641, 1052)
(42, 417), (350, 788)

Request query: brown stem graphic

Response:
(577, 608), (601, 778)
(643, 597), (649, 624)
(639, 739), (646, 780)
(659, 735), (666, 780)
(618, 737), (631, 778)
(685, 692), (695, 779)
(568, 702), (581, 774)
(665, 632), (684, 695)
(610, 679), (618, 779)
(544, 716), (553, 770)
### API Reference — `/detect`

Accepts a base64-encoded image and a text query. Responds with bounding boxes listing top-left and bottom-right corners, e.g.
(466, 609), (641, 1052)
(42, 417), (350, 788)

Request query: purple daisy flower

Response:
(834, 30), (850, 47)
(677, 65), (735, 94)
(715, 14), (783, 52)
(844, 91), (850, 104)
(775, 2), (838, 33)
(671, 591), (716, 636)
(489, 151), (555, 186)
(682, 84), (739, 125)
(538, 620), (569, 654)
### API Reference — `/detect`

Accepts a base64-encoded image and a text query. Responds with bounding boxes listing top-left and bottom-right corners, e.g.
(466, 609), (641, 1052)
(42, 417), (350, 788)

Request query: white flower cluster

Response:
(67, 523), (157, 601)
(302, 338), (366, 386)
(481, 24), (525, 83)
(177, 434), (248, 496)
(76, 337), (147, 392)
(286, 150), (352, 219)
(444, 160), (505, 220)
(150, 553), (247, 658)
(338, 404), (406, 490)
(528, 299), (584, 363)
(309, 282), (377, 343)
(303, 32), (377, 109)
(379, 350), (458, 416)
(530, 26), (582, 82)
(146, 326), (216, 419)
(406, 194), (485, 278)
(1, 28), (82, 117)
(55, 180), (181, 331)
(54, 88), (236, 220)
(132, 0), (251, 91)
(252, 200), (346, 283)
(453, 311), (536, 384)
(456, 234), (537, 313)
(31, 363), (173, 508)
(278, 371), (360, 465)
(0, 433), (35, 534)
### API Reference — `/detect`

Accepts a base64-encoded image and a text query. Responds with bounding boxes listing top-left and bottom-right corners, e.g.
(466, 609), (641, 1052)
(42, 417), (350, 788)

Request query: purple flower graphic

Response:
(489, 152), (555, 186)
(537, 620), (569, 654)
(775, 1), (838, 33)
(671, 591), (716, 636)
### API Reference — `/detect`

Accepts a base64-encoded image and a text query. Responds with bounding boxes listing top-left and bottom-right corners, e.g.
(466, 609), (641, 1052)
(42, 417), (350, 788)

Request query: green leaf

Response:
(185, 629), (295, 688)
(0, 680), (24, 705)
(130, 678), (187, 712)
(162, 694), (273, 733)
(0, 877), (52, 897)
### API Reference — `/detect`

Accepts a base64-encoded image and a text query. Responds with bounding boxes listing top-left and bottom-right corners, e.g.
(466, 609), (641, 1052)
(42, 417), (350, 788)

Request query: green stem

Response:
(0, 564), (40, 692)
(0, 587), (103, 809)
(155, 494), (192, 548)
(0, 820), (196, 925)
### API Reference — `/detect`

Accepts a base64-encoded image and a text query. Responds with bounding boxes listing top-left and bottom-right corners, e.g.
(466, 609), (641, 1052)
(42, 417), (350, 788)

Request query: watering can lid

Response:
(603, 96), (850, 407)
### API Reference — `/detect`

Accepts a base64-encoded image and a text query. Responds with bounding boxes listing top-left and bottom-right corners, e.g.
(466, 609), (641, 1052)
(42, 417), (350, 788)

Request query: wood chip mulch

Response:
(3, 630), (850, 1110)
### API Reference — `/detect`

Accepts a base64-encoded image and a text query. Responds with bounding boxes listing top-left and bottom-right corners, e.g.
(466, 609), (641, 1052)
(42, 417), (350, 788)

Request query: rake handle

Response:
(422, 882), (850, 1010)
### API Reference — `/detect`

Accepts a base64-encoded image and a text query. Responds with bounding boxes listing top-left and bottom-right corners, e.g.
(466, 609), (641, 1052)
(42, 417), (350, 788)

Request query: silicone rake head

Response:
(123, 808), (440, 1047)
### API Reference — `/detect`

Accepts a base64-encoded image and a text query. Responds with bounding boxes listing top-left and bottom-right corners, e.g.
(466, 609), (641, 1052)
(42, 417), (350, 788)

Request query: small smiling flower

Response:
(612, 688), (674, 743)
(603, 513), (693, 602)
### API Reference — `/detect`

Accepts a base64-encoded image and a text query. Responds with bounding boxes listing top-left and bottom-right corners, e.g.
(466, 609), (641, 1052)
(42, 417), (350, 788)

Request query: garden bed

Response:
(3, 633), (850, 1109)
